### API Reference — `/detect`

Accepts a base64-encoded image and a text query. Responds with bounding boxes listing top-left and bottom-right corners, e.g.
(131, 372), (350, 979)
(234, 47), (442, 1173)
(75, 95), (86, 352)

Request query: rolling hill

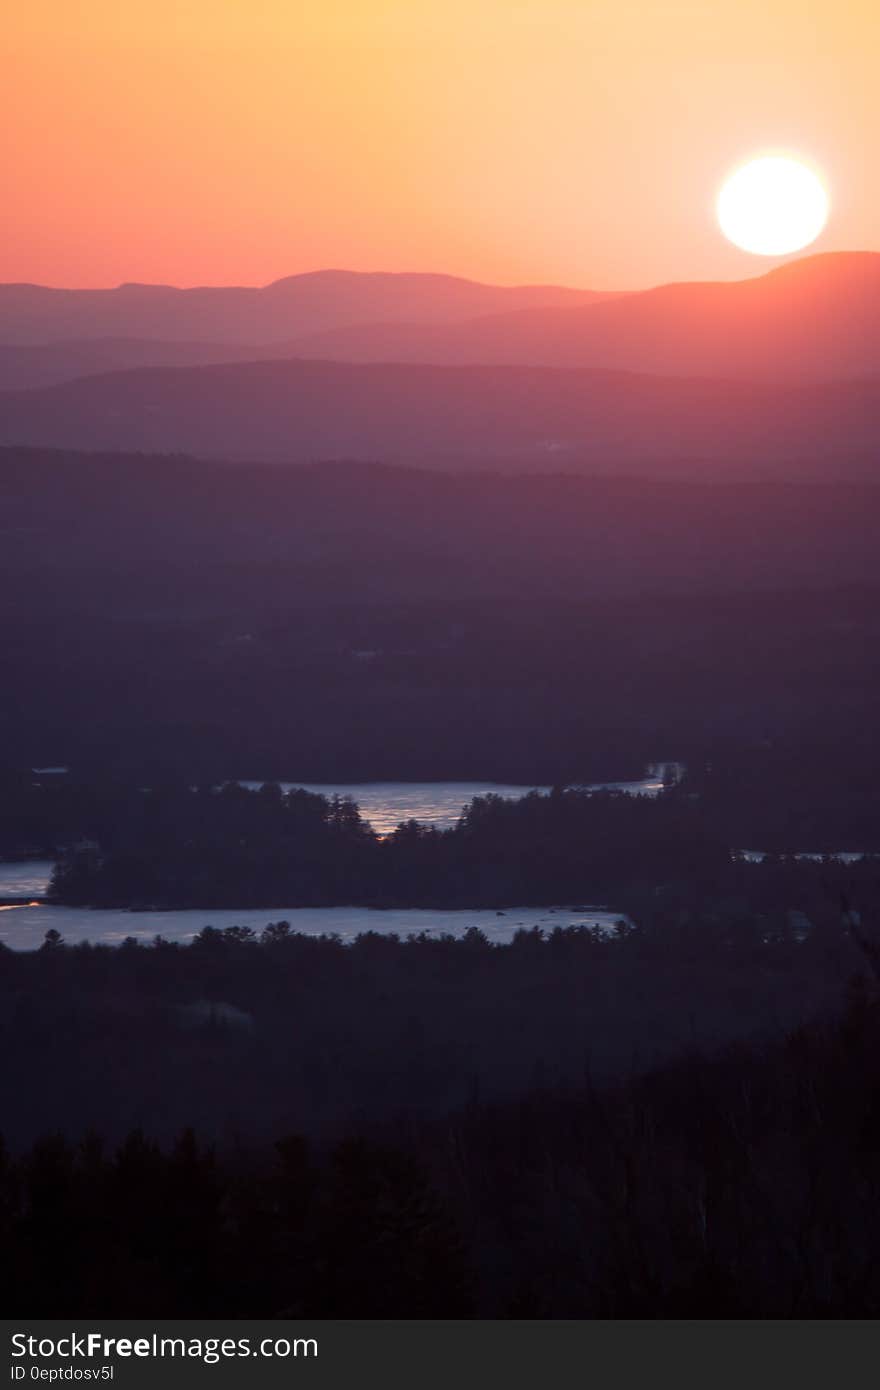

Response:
(3, 446), (880, 778)
(4, 447), (880, 605)
(0, 270), (610, 347)
(0, 356), (875, 476)
(1, 254), (876, 391)
(283, 253), (880, 381)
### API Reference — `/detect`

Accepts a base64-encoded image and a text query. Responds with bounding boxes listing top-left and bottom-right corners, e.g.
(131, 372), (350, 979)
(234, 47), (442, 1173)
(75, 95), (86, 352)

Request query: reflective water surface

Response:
(235, 775), (670, 835)
(0, 900), (627, 950)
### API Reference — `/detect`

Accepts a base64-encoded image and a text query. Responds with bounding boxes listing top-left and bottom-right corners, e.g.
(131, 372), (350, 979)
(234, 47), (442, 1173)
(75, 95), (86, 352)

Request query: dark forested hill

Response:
(0, 357), (876, 471)
(4, 448), (880, 608)
(2, 446), (880, 783)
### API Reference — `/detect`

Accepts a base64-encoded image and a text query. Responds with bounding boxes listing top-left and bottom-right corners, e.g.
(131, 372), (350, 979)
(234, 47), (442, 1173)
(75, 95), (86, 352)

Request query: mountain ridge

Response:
(0, 252), (876, 387)
(285, 252), (880, 381)
(0, 269), (615, 347)
(0, 355), (875, 477)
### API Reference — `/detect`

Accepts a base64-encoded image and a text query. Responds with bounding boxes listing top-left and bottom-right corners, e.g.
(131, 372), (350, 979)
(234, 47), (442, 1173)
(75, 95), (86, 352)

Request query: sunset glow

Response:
(4, 0), (878, 289)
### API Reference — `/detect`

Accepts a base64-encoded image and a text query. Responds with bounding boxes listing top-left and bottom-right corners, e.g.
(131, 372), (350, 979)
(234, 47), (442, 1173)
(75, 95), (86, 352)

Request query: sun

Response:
(717, 156), (829, 256)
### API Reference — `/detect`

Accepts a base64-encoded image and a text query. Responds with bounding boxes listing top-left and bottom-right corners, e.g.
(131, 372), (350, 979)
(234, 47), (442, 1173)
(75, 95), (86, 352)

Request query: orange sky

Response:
(5, 0), (879, 290)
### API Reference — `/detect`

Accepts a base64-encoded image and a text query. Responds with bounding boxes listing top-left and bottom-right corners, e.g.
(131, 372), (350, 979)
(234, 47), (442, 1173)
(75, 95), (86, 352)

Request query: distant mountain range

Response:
(287, 253), (880, 382)
(0, 269), (611, 349)
(0, 254), (876, 390)
(0, 357), (875, 476)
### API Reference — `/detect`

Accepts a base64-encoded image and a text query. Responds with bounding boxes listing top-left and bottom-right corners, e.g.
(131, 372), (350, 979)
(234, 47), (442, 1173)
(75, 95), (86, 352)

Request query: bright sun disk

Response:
(717, 156), (829, 256)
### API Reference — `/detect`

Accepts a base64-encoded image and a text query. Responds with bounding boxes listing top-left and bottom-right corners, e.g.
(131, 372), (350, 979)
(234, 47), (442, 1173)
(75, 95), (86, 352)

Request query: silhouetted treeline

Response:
(8, 987), (880, 1316)
(0, 1128), (471, 1317)
(40, 782), (738, 908)
(13, 775), (872, 909)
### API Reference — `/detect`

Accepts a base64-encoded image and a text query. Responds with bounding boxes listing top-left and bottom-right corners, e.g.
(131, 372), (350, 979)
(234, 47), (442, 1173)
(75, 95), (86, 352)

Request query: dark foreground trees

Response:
(7, 989), (880, 1316)
(0, 1129), (471, 1317)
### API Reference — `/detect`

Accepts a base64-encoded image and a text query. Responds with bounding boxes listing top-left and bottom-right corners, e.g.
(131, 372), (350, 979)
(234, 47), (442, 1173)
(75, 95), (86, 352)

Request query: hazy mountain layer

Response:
(0, 270), (609, 346)
(4, 447), (880, 608)
(3, 448), (880, 781)
(285, 253), (880, 381)
(1, 254), (876, 388)
(0, 356), (875, 475)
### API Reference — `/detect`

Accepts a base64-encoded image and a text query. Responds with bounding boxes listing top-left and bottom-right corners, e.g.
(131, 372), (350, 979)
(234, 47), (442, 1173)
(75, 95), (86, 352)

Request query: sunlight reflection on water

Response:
(235, 777), (666, 835)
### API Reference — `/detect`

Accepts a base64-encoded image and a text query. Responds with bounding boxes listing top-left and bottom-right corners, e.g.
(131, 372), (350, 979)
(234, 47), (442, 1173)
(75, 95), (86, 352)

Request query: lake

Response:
(0, 898), (627, 950)
(0, 770), (663, 950)
(4, 770), (869, 950)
